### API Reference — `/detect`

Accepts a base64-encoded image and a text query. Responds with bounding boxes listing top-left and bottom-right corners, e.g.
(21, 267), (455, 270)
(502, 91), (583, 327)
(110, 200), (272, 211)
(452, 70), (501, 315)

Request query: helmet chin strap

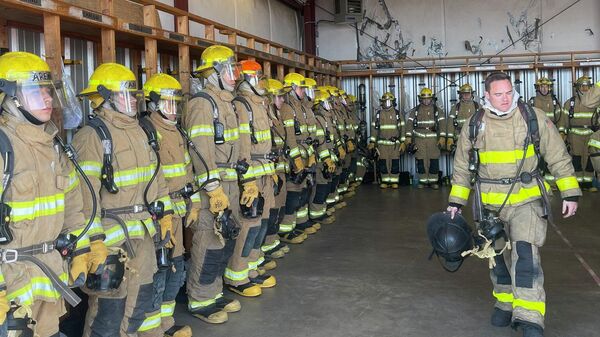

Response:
(9, 97), (44, 125)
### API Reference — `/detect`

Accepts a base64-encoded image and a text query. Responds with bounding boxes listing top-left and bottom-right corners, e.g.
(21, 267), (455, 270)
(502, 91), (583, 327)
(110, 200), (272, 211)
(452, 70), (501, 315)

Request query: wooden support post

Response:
(177, 15), (190, 93)
(43, 13), (63, 129)
(228, 32), (237, 46)
(205, 24), (215, 41)
(143, 5), (158, 78)
(246, 38), (255, 61)
(0, 17), (8, 53)
(277, 64), (285, 82)
(262, 43), (271, 78)
(299, 70), (306, 77)
(101, 0), (115, 62)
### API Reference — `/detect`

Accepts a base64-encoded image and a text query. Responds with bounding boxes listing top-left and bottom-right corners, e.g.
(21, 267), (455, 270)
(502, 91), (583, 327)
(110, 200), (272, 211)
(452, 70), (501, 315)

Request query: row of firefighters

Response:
(0, 46), (368, 337)
(371, 76), (600, 190)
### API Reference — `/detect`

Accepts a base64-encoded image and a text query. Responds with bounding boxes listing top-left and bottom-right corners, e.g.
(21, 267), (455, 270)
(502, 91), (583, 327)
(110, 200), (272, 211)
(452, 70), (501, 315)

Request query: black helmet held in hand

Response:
(427, 212), (473, 272)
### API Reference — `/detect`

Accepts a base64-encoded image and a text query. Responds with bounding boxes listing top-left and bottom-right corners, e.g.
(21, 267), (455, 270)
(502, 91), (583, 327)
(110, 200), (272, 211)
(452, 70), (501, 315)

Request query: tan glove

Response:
(399, 142), (407, 154)
(186, 206), (200, 227)
(293, 156), (305, 173)
(446, 138), (455, 150)
(240, 181), (259, 207)
(561, 132), (567, 142)
(338, 146), (347, 160)
(405, 137), (412, 144)
(160, 214), (176, 249)
(272, 174), (279, 185)
(69, 252), (89, 286)
(346, 140), (356, 152)
(307, 154), (317, 167)
(437, 137), (446, 149)
(324, 157), (336, 173)
(207, 186), (230, 214)
(367, 142), (375, 150)
(0, 290), (8, 325)
(88, 240), (108, 274)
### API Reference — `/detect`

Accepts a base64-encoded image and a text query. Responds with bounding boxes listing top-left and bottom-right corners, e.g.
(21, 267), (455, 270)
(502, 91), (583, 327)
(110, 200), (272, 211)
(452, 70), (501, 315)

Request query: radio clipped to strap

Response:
(0, 127), (14, 244)
(87, 116), (119, 194)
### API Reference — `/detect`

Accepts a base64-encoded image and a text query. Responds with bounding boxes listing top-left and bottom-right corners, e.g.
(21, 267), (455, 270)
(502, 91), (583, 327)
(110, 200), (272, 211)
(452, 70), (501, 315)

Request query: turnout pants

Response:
(187, 181), (238, 311)
(490, 201), (547, 329)
(569, 133), (595, 187)
(279, 179), (304, 235)
(83, 232), (158, 337)
(415, 137), (440, 184)
(309, 163), (330, 221)
(377, 144), (400, 185)
(262, 172), (287, 252)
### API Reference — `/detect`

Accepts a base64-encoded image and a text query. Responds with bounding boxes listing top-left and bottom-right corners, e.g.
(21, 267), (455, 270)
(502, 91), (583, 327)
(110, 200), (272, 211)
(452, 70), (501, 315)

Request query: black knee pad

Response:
(492, 255), (512, 285)
(163, 256), (186, 302)
(429, 159), (440, 173)
(199, 248), (224, 285)
(378, 159), (388, 174)
(285, 191), (302, 214)
(254, 219), (269, 249)
(299, 188), (310, 206)
(330, 175), (340, 193)
(572, 155), (583, 171)
(242, 225), (261, 257)
(313, 184), (329, 204)
(266, 208), (280, 236)
(515, 241), (534, 288)
(126, 283), (155, 333)
(91, 297), (126, 337)
(391, 159), (400, 174)
(416, 159), (425, 174)
(150, 268), (168, 312)
(585, 157), (594, 172)
(277, 206), (285, 225)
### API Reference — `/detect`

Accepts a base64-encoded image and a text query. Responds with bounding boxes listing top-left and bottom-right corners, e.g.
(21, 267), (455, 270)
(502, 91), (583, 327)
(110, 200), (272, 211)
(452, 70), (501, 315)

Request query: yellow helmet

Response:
(327, 86), (340, 96)
(0, 51), (52, 85)
(79, 63), (137, 96)
(143, 73), (182, 101)
(458, 84), (473, 93)
(535, 77), (553, 87)
(193, 45), (239, 79)
(266, 78), (290, 96)
(419, 88), (434, 99)
(575, 76), (593, 87)
(302, 78), (317, 88)
(284, 72), (306, 88)
(347, 94), (356, 103)
(381, 92), (395, 101)
(314, 89), (332, 110)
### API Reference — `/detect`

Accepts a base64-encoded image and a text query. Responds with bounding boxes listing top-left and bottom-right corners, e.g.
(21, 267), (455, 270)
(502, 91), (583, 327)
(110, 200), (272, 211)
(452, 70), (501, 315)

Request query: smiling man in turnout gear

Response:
(136, 73), (196, 337)
(529, 78), (564, 187)
(406, 87), (445, 189)
(182, 45), (249, 323)
(447, 72), (580, 337)
(73, 62), (174, 336)
(368, 92), (404, 189)
(446, 84), (479, 151)
(561, 76), (600, 191)
(0, 51), (95, 337)
(229, 60), (277, 292)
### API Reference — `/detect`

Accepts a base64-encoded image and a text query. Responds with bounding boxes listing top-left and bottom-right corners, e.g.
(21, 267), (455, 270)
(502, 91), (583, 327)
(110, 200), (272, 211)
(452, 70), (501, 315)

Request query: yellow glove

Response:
(367, 142), (375, 150)
(346, 140), (356, 152)
(0, 290), (9, 325)
(240, 181), (259, 207)
(88, 240), (108, 274)
(324, 157), (336, 173)
(69, 253), (89, 287)
(293, 156), (305, 173)
(561, 132), (567, 142)
(437, 138), (446, 149)
(160, 214), (175, 249)
(207, 186), (230, 214)
(272, 174), (279, 185)
(338, 146), (346, 160)
(308, 154), (317, 167)
(186, 206), (200, 227)
(446, 138), (455, 150)
(399, 142), (407, 154)
(405, 137), (412, 144)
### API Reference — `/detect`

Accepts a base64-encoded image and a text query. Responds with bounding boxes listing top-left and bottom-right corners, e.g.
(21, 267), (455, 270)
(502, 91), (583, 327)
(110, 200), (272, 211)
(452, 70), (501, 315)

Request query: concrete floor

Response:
(174, 185), (600, 337)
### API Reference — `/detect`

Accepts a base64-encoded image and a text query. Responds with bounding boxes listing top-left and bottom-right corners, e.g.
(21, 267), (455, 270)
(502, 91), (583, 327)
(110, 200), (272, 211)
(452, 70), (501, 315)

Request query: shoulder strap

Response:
(518, 101), (541, 154)
(192, 92), (219, 119)
(0, 127), (14, 203)
(569, 96), (576, 118)
(232, 96), (253, 122)
(138, 116), (159, 152)
(87, 116), (118, 193)
(468, 108), (486, 144)
(474, 101), (480, 110)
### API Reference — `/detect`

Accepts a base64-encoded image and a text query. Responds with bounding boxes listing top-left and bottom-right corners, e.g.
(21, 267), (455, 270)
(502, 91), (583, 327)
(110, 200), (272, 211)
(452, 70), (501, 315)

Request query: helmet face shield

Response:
(321, 99), (332, 111)
(219, 62), (242, 83)
(305, 87), (315, 100)
(460, 91), (473, 101)
(381, 99), (393, 108)
(16, 77), (66, 122)
(111, 90), (144, 117)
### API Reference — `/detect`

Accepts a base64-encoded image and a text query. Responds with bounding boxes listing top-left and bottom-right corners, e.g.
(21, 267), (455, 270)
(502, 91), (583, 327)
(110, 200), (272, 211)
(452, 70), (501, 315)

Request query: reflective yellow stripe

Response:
(188, 124), (214, 137)
(114, 165), (156, 188)
(224, 128), (239, 142)
(569, 128), (594, 136)
(8, 273), (68, 306)
(80, 161), (102, 178)
(555, 176), (579, 191)
(513, 298), (546, 316)
(450, 185), (471, 200)
(162, 161), (187, 178)
(138, 312), (161, 331)
(261, 239), (280, 252)
(283, 119), (295, 128)
(161, 302), (176, 318)
(481, 183), (549, 206)
(573, 112), (594, 118)
(493, 291), (514, 303)
(379, 125), (399, 130)
(239, 123), (251, 134)
(224, 267), (249, 281)
(588, 139), (600, 149)
(65, 169), (80, 193)
(189, 298), (216, 310)
(254, 129), (272, 142)
(248, 256), (264, 270)
(8, 194), (65, 222)
(479, 144), (535, 164)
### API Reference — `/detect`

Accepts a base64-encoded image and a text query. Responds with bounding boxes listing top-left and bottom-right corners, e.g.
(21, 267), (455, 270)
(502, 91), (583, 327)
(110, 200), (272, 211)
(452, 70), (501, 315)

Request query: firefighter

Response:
(447, 72), (580, 337)
(183, 45), (250, 323)
(74, 62), (174, 336)
(446, 83), (479, 151)
(561, 75), (600, 191)
(230, 60), (278, 290)
(327, 86), (349, 209)
(138, 73), (197, 337)
(582, 82), (600, 185)
(368, 92), (404, 188)
(406, 88), (445, 189)
(0, 51), (96, 337)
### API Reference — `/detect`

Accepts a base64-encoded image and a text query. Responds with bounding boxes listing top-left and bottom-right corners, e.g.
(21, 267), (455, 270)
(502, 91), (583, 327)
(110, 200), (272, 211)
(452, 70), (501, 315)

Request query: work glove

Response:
(0, 290), (8, 325)
(338, 146), (347, 160)
(207, 186), (230, 214)
(88, 240), (109, 274)
(437, 137), (446, 149)
(307, 154), (317, 167)
(69, 253), (89, 287)
(160, 214), (175, 249)
(346, 140), (356, 152)
(293, 156), (305, 173)
(560, 132), (567, 142)
(324, 157), (336, 173)
(446, 138), (455, 151)
(367, 142), (375, 150)
(399, 142), (407, 154)
(405, 137), (412, 145)
(186, 206), (200, 227)
(240, 181), (259, 207)
(272, 174), (279, 185)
